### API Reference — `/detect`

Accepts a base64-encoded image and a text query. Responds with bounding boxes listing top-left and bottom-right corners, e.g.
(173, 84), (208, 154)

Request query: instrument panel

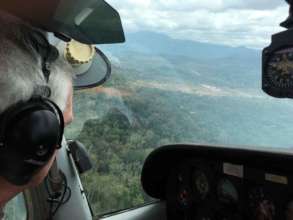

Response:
(141, 145), (293, 220)
(167, 160), (293, 220)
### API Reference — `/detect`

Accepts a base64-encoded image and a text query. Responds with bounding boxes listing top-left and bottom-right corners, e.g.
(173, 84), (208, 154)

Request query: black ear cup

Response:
(0, 98), (64, 185)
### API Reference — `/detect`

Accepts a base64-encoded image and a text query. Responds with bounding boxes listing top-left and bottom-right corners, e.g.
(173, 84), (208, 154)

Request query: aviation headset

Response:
(0, 28), (65, 185)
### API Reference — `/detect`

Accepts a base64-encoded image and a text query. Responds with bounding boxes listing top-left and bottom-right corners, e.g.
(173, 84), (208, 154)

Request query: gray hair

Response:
(0, 11), (72, 113)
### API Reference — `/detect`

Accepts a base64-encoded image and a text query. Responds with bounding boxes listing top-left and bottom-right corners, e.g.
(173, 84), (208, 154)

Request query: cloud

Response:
(153, 0), (284, 11)
(109, 0), (284, 11)
(107, 0), (288, 48)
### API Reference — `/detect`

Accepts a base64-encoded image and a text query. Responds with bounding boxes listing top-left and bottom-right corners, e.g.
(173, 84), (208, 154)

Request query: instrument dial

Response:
(249, 188), (275, 220)
(177, 187), (191, 208)
(192, 169), (210, 200)
(217, 178), (239, 205)
(266, 48), (293, 89)
(176, 172), (192, 209)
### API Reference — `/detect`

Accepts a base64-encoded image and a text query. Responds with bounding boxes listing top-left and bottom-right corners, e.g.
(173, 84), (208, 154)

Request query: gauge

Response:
(175, 171), (192, 209)
(217, 178), (239, 205)
(255, 200), (275, 220)
(248, 188), (275, 220)
(266, 48), (293, 89)
(177, 187), (191, 208)
(249, 188), (265, 209)
(192, 169), (209, 200)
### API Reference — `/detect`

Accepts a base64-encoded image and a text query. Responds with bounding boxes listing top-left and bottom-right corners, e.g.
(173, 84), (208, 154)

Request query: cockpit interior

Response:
(2, 0), (293, 220)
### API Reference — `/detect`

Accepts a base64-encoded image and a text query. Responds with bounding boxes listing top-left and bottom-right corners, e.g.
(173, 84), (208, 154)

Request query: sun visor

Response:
(50, 0), (125, 44)
(0, 0), (125, 44)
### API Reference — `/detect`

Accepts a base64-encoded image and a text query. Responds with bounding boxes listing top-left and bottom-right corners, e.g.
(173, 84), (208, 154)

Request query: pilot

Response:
(0, 10), (73, 218)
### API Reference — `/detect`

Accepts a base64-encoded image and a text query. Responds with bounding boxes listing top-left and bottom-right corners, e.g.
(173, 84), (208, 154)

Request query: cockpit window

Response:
(65, 0), (292, 216)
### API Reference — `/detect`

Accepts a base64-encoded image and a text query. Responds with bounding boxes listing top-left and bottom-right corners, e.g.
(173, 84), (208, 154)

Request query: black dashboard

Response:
(141, 144), (293, 220)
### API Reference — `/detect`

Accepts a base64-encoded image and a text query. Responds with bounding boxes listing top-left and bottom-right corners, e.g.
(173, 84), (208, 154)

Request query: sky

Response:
(107, 0), (288, 48)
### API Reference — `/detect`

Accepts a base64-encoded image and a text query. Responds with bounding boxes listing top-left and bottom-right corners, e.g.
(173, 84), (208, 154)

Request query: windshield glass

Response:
(65, 0), (292, 216)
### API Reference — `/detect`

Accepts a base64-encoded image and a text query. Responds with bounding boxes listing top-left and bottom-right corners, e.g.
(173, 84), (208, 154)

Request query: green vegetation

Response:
(77, 109), (152, 213)
(67, 82), (195, 213)
(65, 69), (181, 214)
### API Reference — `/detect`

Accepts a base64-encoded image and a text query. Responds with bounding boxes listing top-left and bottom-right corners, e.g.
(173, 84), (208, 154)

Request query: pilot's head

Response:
(0, 10), (73, 206)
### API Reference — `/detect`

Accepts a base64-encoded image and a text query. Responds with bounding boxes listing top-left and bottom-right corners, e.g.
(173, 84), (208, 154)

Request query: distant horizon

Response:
(101, 30), (261, 63)
(122, 30), (262, 51)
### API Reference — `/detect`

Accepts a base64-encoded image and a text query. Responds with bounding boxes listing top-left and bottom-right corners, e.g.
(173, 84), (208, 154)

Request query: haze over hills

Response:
(101, 31), (262, 91)
(102, 31), (260, 60)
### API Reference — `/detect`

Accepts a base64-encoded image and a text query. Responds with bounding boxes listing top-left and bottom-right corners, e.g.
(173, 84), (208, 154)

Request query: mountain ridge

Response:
(102, 31), (260, 60)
